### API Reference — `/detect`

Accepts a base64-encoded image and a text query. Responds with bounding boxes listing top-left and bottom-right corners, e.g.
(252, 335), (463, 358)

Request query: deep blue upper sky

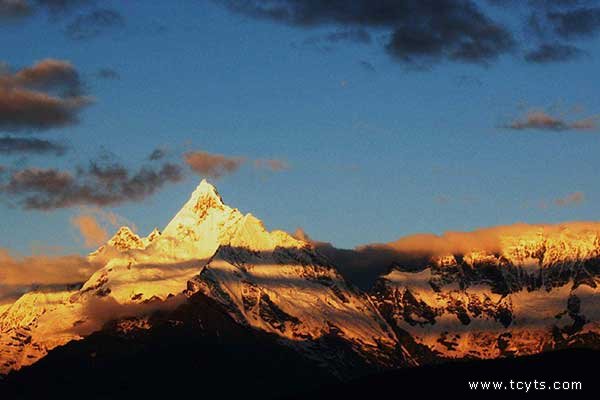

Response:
(1, 0), (600, 253)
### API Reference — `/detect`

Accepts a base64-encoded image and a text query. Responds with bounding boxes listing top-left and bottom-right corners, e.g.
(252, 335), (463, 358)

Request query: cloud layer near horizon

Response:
(0, 248), (99, 302)
(297, 221), (600, 289)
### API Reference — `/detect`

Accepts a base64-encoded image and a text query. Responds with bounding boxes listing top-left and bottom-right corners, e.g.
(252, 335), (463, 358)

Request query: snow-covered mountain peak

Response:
(161, 179), (233, 238)
(189, 179), (225, 213)
(158, 179), (306, 254)
(88, 226), (146, 260)
(107, 226), (144, 251)
(182, 179), (224, 215)
(0, 180), (400, 375)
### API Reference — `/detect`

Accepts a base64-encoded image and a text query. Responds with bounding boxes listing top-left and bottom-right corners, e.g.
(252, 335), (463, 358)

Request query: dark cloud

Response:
(95, 67), (120, 80)
(0, 0), (31, 20)
(303, 28), (372, 47)
(0, 160), (183, 210)
(11, 58), (84, 96)
(0, 59), (91, 132)
(525, 42), (585, 63)
(184, 150), (245, 179)
(219, 0), (516, 67)
(0, 0), (92, 22)
(548, 6), (600, 38)
(0, 135), (67, 155)
(65, 8), (124, 40)
(219, 0), (600, 66)
(506, 109), (597, 131)
(36, 0), (92, 15)
(518, 3), (600, 62)
(148, 147), (167, 161)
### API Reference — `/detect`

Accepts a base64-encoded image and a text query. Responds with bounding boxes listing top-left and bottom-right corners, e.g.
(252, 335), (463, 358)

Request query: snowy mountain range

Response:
(2, 180), (600, 381)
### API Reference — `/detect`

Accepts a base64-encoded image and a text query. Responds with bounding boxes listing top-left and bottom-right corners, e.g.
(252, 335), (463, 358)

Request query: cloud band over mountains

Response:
(297, 221), (600, 289)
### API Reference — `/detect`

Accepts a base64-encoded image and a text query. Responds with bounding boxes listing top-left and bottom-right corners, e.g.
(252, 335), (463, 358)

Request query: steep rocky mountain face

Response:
(370, 232), (600, 359)
(0, 180), (411, 377)
(1, 290), (341, 399)
(2, 180), (600, 388)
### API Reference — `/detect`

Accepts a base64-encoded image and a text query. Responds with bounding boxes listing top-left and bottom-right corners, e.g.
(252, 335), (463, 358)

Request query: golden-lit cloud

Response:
(299, 221), (600, 289)
(293, 227), (313, 242)
(72, 294), (186, 336)
(0, 249), (96, 286)
(381, 222), (600, 257)
(254, 158), (290, 172)
(184, 150), (290, 178)
(71, 214), (108, 247)
(184, 150), (245, 179)
(0, 248), (99, 302)
(71, 207), (136, 248)
(555, 191), (585, 207)
(507, 109), (597, 132)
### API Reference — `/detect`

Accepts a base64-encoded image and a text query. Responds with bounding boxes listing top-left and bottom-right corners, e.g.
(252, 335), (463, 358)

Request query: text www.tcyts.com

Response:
(468, 380), (582, 392)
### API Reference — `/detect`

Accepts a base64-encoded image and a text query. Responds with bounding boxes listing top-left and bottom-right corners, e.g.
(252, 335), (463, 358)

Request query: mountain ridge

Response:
(1, 180), (600, 378)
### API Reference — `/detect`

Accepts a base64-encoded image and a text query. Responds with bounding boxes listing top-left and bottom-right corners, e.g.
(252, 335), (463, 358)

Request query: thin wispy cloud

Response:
(0, 0), (92, 22)
(148, 147), (167, 161)
(95, 67), (120, 80)
(358, 60), (376, 73)
(300, 28), (372, 51)
(65, 8), (124, 40)
(71, 213), (108, 247)
(555, 191), (585, 207)
(506, 109), (597, 132)
(254, 158), (290, 172)
(185, 150), (290, 179)
(0, 136), (67, 155)
(524, 42), (585, 63)
(70, 207), (133, 247)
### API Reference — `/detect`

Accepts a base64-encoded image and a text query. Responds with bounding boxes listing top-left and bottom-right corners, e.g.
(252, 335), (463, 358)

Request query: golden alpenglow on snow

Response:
(2, 1), (600, 397)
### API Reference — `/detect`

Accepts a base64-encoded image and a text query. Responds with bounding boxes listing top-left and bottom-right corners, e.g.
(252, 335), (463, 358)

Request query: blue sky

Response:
(1, 0), (600, 253)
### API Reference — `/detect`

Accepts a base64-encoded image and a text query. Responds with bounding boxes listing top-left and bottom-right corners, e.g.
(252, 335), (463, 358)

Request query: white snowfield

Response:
(2, 180), (600, 374)
(374, 229), (600, 359)
(0, 180), (398, 374)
